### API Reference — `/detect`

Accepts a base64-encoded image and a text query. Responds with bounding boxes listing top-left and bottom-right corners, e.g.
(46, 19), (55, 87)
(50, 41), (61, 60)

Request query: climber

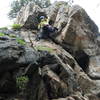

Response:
(38, 16), (49, 30)
(36, 19), (58, 40)
(36, 17), (58, 40)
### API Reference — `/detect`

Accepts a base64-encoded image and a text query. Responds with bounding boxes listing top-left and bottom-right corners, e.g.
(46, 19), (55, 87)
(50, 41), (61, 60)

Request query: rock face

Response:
(16, 2), (46, 29)
(0, 30), (98, 100)
(16, 1), (100, 73)
(1, 1), (100, 100)
(44, 1), (69, 22)
(0, 35), (39, 95)
(45, 3), (100, 75)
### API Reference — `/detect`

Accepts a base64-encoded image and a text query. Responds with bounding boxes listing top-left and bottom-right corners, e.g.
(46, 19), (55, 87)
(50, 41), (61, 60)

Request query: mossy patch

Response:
(35, 45), (54, 53)
(16, 38), (26, 45)
(12, 24), (22, 30)
(16, 76), (29, 91)
(0, 32), (26, 45)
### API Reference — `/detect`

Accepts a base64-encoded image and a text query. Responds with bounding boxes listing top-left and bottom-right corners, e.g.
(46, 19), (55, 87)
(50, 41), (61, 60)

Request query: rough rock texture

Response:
(15, 30), (100, 100)
(0, 36), (40, 96)
(16, 1), (100, 74)
(16, 2), (46, 29)
(0, 31), (100, 100)
(44, 3), (100, 76)
(44, 1), (69, 22)
(16, 1), (69, 29)
(1, 1), (100, 100)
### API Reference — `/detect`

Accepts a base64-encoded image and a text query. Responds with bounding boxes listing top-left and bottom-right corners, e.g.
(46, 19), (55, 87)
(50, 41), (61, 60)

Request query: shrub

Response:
(12, 24), (22, 30)
(16, 38), (26, 45)
(16, 76), (29, 91)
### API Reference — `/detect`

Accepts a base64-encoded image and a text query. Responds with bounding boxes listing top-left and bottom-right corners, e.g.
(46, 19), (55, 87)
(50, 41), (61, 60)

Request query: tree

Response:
(8, 0), (20, 19)
(8, 0), (51, 19)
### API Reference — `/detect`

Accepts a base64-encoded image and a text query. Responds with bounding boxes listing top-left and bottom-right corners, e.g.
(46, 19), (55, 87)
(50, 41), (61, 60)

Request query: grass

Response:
(16, 76), (29, 91)
(35, 45), (54, 53)
(0, 26), (26, 46)
(16, 38), (26, 45)
(0, 32), (26, 45)
(12, 24), (22, 30)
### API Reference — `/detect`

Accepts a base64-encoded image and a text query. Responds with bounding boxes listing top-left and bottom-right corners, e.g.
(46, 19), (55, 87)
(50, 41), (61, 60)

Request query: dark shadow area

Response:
(74, 50), (90, 72)
(23, 12), (47, 30)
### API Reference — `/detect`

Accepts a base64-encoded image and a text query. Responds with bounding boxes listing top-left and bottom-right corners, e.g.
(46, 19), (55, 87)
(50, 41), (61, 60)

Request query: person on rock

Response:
(38, 16), (49, 30)
(36, 16), (58, 40)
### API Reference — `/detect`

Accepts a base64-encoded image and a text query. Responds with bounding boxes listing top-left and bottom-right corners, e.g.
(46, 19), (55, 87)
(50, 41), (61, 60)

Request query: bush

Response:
(12, 24), (22, 30)
(16, 38), (26, 45)
(16, 76), (29, 91)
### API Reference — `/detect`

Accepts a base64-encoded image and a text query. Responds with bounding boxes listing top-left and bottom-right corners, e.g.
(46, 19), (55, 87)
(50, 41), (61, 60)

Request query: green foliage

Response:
(0, 27), (8, 30)
(8, 0), (21, 19)
(12, 24), (22, 30)
(0, 32), (5, 36)
(16, 76), (29, 91)
(0, 32), (16, 38)
(8, 0), (51, 19)
(35, 45), (54, 52)
(0, 32), (26, 46)
(16, 38), (26, 45)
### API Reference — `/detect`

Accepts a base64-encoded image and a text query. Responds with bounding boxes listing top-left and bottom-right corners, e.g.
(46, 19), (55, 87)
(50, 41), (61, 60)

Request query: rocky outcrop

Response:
(43, 3), (100, 76)
(16, 2), (100, 74)
(0, 35), (40, 95)
(0, 31), (100, 100)
(1, 1), (100, 100)
(13, 30), (100, 100)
